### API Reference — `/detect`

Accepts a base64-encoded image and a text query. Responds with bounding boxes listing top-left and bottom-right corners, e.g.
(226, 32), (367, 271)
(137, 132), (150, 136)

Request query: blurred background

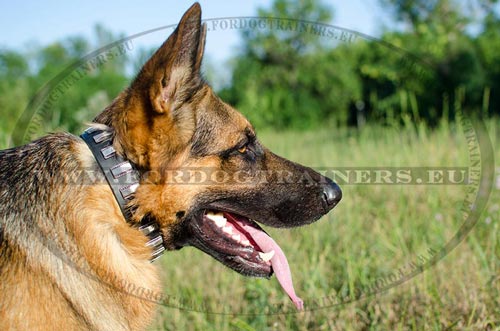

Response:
(1, 0), (499, 330)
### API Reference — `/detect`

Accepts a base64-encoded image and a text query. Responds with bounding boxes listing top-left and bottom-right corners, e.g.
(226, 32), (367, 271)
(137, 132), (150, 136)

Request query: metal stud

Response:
(146, 235), (163, 248)
(92, 131), (113, 144)
(120, 183), (139, 199)
(100, 145), (116, 159)
(110, 162), (133, 178)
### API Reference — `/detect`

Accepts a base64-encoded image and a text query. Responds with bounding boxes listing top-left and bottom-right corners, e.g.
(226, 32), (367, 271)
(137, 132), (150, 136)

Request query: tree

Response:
(476, 13), (500, 115)
(368, 0), (498, 123)
(0, 49), (31, 133)
(0, 25), (132, 143)
(222, 0), (362, 129)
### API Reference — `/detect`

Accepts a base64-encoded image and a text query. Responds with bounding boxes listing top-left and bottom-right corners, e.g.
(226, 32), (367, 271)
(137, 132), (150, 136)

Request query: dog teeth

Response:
(232, 234), (241, 242)
(242, 239), (251, 246)
(214, 217), (227, 228)
(206, 212), (227, 227)
(259, 250), (275, 262)
(222, 226), (233, 235)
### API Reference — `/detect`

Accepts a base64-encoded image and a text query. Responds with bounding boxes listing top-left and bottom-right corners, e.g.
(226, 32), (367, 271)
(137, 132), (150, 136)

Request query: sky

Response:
(0, 0), (392, 63)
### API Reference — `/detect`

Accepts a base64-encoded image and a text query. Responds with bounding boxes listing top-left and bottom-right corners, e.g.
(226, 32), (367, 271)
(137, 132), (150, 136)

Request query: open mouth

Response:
(188, 210), (304, 310)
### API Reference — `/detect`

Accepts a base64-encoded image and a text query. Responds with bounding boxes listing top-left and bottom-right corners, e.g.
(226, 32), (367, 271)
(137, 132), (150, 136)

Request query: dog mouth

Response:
(191, 211), (272, 276)
(186, 210), (304, 309)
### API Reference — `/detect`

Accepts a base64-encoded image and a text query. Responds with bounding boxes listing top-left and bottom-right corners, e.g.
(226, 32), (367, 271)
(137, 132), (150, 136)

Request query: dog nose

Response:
(322, 179), (342, 208)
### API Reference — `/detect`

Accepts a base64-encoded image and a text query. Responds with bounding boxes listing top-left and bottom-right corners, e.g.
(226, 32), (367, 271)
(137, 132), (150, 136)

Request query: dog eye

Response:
(237, 145), (247, 154)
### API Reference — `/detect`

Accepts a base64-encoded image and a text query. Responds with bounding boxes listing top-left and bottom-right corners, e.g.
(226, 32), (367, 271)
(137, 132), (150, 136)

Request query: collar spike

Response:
(81, 127), (166, 262)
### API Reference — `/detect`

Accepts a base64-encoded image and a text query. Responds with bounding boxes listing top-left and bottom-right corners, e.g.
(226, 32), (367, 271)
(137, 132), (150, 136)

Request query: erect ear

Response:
(134, 3), (207, 114)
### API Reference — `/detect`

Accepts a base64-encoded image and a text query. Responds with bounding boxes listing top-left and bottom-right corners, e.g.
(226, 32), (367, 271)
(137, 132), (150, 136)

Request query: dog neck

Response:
(80, 126), (166, 262)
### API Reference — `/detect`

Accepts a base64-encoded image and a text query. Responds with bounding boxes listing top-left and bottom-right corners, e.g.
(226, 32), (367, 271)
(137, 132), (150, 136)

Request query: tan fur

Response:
(0, 5), (202, 330)
(0, 137), (161, 330)
(0, 3), (341, 330)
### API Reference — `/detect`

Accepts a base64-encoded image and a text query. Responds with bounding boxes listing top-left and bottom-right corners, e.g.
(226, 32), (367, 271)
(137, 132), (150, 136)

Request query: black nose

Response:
(322, 179), (342, 208)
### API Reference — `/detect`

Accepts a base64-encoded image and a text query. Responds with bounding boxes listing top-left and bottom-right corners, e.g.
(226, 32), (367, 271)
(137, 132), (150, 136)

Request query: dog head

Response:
(95, 3), (341, 278)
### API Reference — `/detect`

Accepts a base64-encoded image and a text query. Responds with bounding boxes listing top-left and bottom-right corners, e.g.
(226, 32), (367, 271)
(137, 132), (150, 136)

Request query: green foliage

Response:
(0, 49), (31, 133)
(477, 13), (500, 115)
(0, 25), (130, 141)
(366, 0), (500, 125)
(0, 0), (499, 136)
(221, 0), (358, 129)
(221, 0), (500, 130)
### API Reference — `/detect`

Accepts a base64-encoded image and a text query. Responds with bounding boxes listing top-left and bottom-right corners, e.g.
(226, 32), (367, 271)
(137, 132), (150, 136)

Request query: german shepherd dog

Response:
(0, 3), (341, 330)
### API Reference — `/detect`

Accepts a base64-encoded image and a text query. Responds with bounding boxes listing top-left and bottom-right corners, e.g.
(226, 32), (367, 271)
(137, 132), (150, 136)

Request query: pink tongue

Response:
(237, 221), (304, 311)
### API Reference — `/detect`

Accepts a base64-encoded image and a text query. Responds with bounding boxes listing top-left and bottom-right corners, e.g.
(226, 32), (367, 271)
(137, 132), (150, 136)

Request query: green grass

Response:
(1, 120), (498, 331)
(149, 120), (500, 331)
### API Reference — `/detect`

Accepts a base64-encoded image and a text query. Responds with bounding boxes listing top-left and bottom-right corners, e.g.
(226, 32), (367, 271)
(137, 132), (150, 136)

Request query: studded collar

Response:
(80, 127), (165, 262)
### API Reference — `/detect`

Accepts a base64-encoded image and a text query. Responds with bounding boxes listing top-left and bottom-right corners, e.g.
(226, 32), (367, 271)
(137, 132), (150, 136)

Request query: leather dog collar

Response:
(81, 127), (165, 262)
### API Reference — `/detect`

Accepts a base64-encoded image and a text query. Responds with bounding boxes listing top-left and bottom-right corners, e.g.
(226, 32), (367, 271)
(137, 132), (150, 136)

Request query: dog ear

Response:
(134, 3), (207, 115)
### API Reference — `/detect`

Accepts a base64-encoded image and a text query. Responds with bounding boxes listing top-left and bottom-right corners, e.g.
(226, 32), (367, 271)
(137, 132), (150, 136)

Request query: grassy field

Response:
(149, 120), (500, 331)
(0, 120), (498, 330)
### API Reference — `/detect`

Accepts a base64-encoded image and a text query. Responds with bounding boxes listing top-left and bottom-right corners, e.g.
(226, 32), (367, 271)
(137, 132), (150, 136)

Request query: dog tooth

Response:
(232, 234), (241, 242)
(206, 213), (227, 227)
(206, 211), (224, 218)
(259, 250), (275, 262)
(222, 226), (233, 235)
(215, 218), (227, 227)
(206, 211), (221, 218)
(242, 239), (251, 246)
